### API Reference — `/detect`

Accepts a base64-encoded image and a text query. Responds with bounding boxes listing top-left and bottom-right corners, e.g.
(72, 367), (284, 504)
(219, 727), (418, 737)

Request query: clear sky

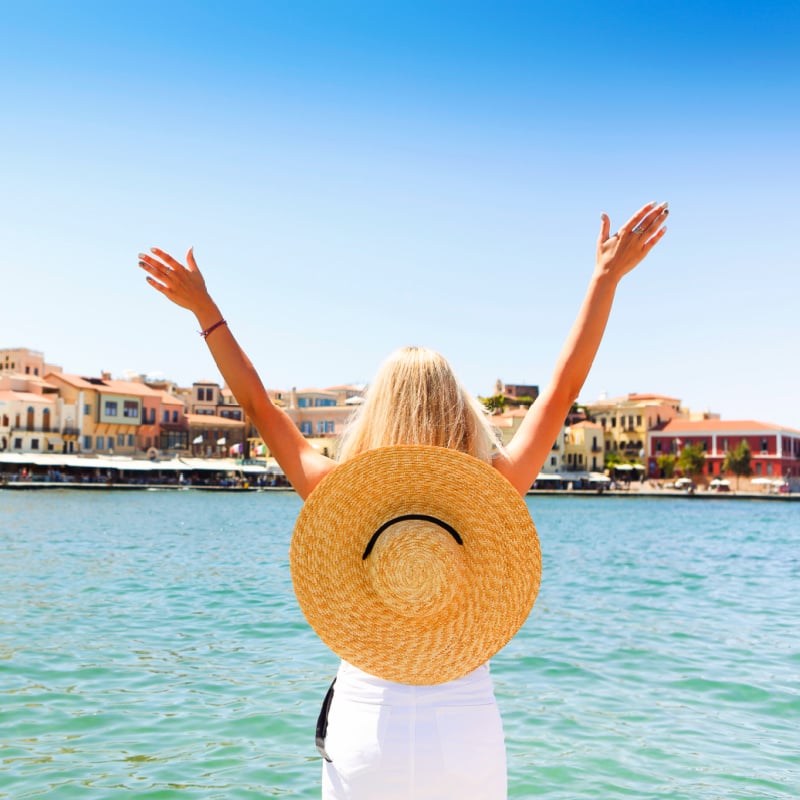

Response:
(2, 1), (798, 428)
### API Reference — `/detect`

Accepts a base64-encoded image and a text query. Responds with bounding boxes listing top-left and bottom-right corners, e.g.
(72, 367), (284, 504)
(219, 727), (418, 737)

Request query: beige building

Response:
(0, 372), (77, 454)
(0, 347), (62, 378)
(281, 385), (365, 458)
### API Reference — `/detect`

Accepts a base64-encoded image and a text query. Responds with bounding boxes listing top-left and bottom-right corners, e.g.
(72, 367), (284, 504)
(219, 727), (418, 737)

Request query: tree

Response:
(677, 443), (706, 477)
(657, 454), (676, 478)
(479, 394), (506, 414)
(723, 440), (753, 489)
(604, 451), (622, 468)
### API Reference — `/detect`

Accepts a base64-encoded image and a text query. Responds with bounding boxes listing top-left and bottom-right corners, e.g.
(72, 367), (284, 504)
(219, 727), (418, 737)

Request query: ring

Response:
(632, 226), (644, 235)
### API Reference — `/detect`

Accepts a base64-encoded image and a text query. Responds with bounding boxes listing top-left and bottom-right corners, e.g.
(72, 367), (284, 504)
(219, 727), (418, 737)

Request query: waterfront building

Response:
(584, 393), (688, 465)
(282, 385), (365, 458)
(0, 347), (61, 378)
(489, 408), (528, 449)
(0, 372), (78, 454)
(563, 420), (605, 475)
(42, 372), (190, 456)
(187, 412), (246, 457)
(649, 419), (800, 483)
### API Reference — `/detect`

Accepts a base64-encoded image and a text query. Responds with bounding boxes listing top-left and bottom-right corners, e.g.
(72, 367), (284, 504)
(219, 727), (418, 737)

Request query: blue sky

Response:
(2, 1), (799, 427)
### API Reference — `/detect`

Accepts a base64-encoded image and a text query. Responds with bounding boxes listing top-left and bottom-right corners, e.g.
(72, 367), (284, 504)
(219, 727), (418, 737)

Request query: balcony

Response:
(62, 426), (80, 437)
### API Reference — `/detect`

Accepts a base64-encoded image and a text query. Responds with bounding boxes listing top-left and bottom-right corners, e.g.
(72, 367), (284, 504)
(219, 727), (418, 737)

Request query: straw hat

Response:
(290, 445), (541, 685)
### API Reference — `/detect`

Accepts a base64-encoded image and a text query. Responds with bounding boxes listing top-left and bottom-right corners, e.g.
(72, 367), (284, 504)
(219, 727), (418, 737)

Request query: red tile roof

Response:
(657, 419), (800, 435)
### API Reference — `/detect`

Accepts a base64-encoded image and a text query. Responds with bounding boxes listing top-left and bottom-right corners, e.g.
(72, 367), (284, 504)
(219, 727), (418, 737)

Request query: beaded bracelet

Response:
(199, 319), (227, 339)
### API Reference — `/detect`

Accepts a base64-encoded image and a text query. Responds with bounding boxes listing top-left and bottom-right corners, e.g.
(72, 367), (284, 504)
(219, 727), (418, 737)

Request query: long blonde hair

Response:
(337, 346), (500, 463)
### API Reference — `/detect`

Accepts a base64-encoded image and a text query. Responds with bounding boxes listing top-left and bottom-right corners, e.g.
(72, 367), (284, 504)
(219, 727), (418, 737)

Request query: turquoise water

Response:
(2, 491), (798, 799)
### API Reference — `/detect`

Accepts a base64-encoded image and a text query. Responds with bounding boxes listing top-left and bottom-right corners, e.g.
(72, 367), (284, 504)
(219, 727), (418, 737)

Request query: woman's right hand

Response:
(138, 247), (217, 320)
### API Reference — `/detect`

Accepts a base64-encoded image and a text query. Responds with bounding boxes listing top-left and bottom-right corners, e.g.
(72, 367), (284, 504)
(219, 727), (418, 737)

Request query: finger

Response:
(150, 247), (185, 271)
(598, 213), (611, 243)
(643, 225), (667, 250)
(138, 252), (165, 269)
(138, 256), (173, 280)
(619, 201), (659, 236)
(186, 246), (198, 272)
(145, 275), (170, 294)
(636, 207), (669, 241)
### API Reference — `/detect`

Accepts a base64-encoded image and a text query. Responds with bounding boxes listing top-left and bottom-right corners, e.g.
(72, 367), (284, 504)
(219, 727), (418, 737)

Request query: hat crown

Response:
(366, 519), (464, 618)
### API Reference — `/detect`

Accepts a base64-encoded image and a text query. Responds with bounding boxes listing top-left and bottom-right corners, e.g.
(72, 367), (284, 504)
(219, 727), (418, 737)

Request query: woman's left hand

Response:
(596, 201), (668, 281)
(138, 247), (217, 319)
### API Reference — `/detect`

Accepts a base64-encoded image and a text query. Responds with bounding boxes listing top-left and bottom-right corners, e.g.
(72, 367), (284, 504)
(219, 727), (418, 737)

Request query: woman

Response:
(139, 201), (668, 797)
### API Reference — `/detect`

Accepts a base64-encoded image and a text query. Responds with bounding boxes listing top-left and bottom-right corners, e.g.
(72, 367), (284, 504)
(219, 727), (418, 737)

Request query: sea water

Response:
(1, 491), (798, 799)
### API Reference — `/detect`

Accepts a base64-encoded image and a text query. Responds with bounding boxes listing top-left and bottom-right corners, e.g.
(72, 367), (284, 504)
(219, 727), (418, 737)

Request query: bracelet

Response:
(199, 319), (227, 339)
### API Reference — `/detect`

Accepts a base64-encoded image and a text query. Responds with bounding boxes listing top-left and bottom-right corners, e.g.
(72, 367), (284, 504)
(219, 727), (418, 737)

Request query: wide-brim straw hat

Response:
(290, 445), (541, 685)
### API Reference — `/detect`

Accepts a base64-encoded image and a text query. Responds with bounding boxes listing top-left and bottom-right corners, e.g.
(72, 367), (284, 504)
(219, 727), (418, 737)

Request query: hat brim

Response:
(290, 445), (541, 685)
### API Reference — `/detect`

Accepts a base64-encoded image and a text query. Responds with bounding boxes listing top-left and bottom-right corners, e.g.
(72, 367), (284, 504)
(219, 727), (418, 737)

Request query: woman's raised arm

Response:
(495, 201), (668, 495)
(138, 247), (336, 499)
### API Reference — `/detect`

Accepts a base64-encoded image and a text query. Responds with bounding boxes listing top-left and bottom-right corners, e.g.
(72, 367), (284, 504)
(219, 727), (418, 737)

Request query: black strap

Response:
(315, 678), (336, 762)
(362, 514), (463, 560)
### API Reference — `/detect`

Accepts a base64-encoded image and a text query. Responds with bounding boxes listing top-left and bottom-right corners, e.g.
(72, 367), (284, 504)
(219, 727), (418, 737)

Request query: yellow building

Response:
(584, 393), (686, 464)
(563, 420), (605, 474)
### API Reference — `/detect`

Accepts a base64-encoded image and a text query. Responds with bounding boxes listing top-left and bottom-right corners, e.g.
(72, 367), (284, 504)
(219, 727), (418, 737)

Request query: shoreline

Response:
(2, 481), (797, 501)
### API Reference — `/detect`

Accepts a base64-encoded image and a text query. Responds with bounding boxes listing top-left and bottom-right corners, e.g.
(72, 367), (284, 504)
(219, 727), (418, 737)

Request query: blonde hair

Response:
(337, 346), (500, 463)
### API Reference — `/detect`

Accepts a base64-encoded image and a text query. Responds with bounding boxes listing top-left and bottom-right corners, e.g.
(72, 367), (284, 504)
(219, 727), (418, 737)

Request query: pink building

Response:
(649, 419), (800, 480)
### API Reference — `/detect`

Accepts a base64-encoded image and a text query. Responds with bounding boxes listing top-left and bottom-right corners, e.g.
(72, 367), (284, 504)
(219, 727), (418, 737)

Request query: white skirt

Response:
(321, 661), (507, 799)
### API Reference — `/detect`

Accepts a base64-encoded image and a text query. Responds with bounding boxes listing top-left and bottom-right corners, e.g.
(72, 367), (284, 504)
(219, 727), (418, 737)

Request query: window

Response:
(123, 401), (138, 418)
(611, 417), (616, 428)
(300, 421), (312, 435)
(83, 436), (92, 450)
(656, 440), (662, 452)
(43, 408), (50, 432)
(163, 410), (169, 423)
(767, 463), (773, 476)
(14, 437), (22, 449)
(197, 388), (205, 401)
(84, 404), (92, 415)
(117, 434), (124, 447)
(298, 398), (309, 408)
(722, 438), (729, 452)
(96, 436), (105, 450)
(128, 435), (134, 446)
(105, 401), (118, 417)
(636, 415), (642, 427)
(761, 438), (768, 453)
(172, 410), (179, 423)
(31, 438), (39, 450)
